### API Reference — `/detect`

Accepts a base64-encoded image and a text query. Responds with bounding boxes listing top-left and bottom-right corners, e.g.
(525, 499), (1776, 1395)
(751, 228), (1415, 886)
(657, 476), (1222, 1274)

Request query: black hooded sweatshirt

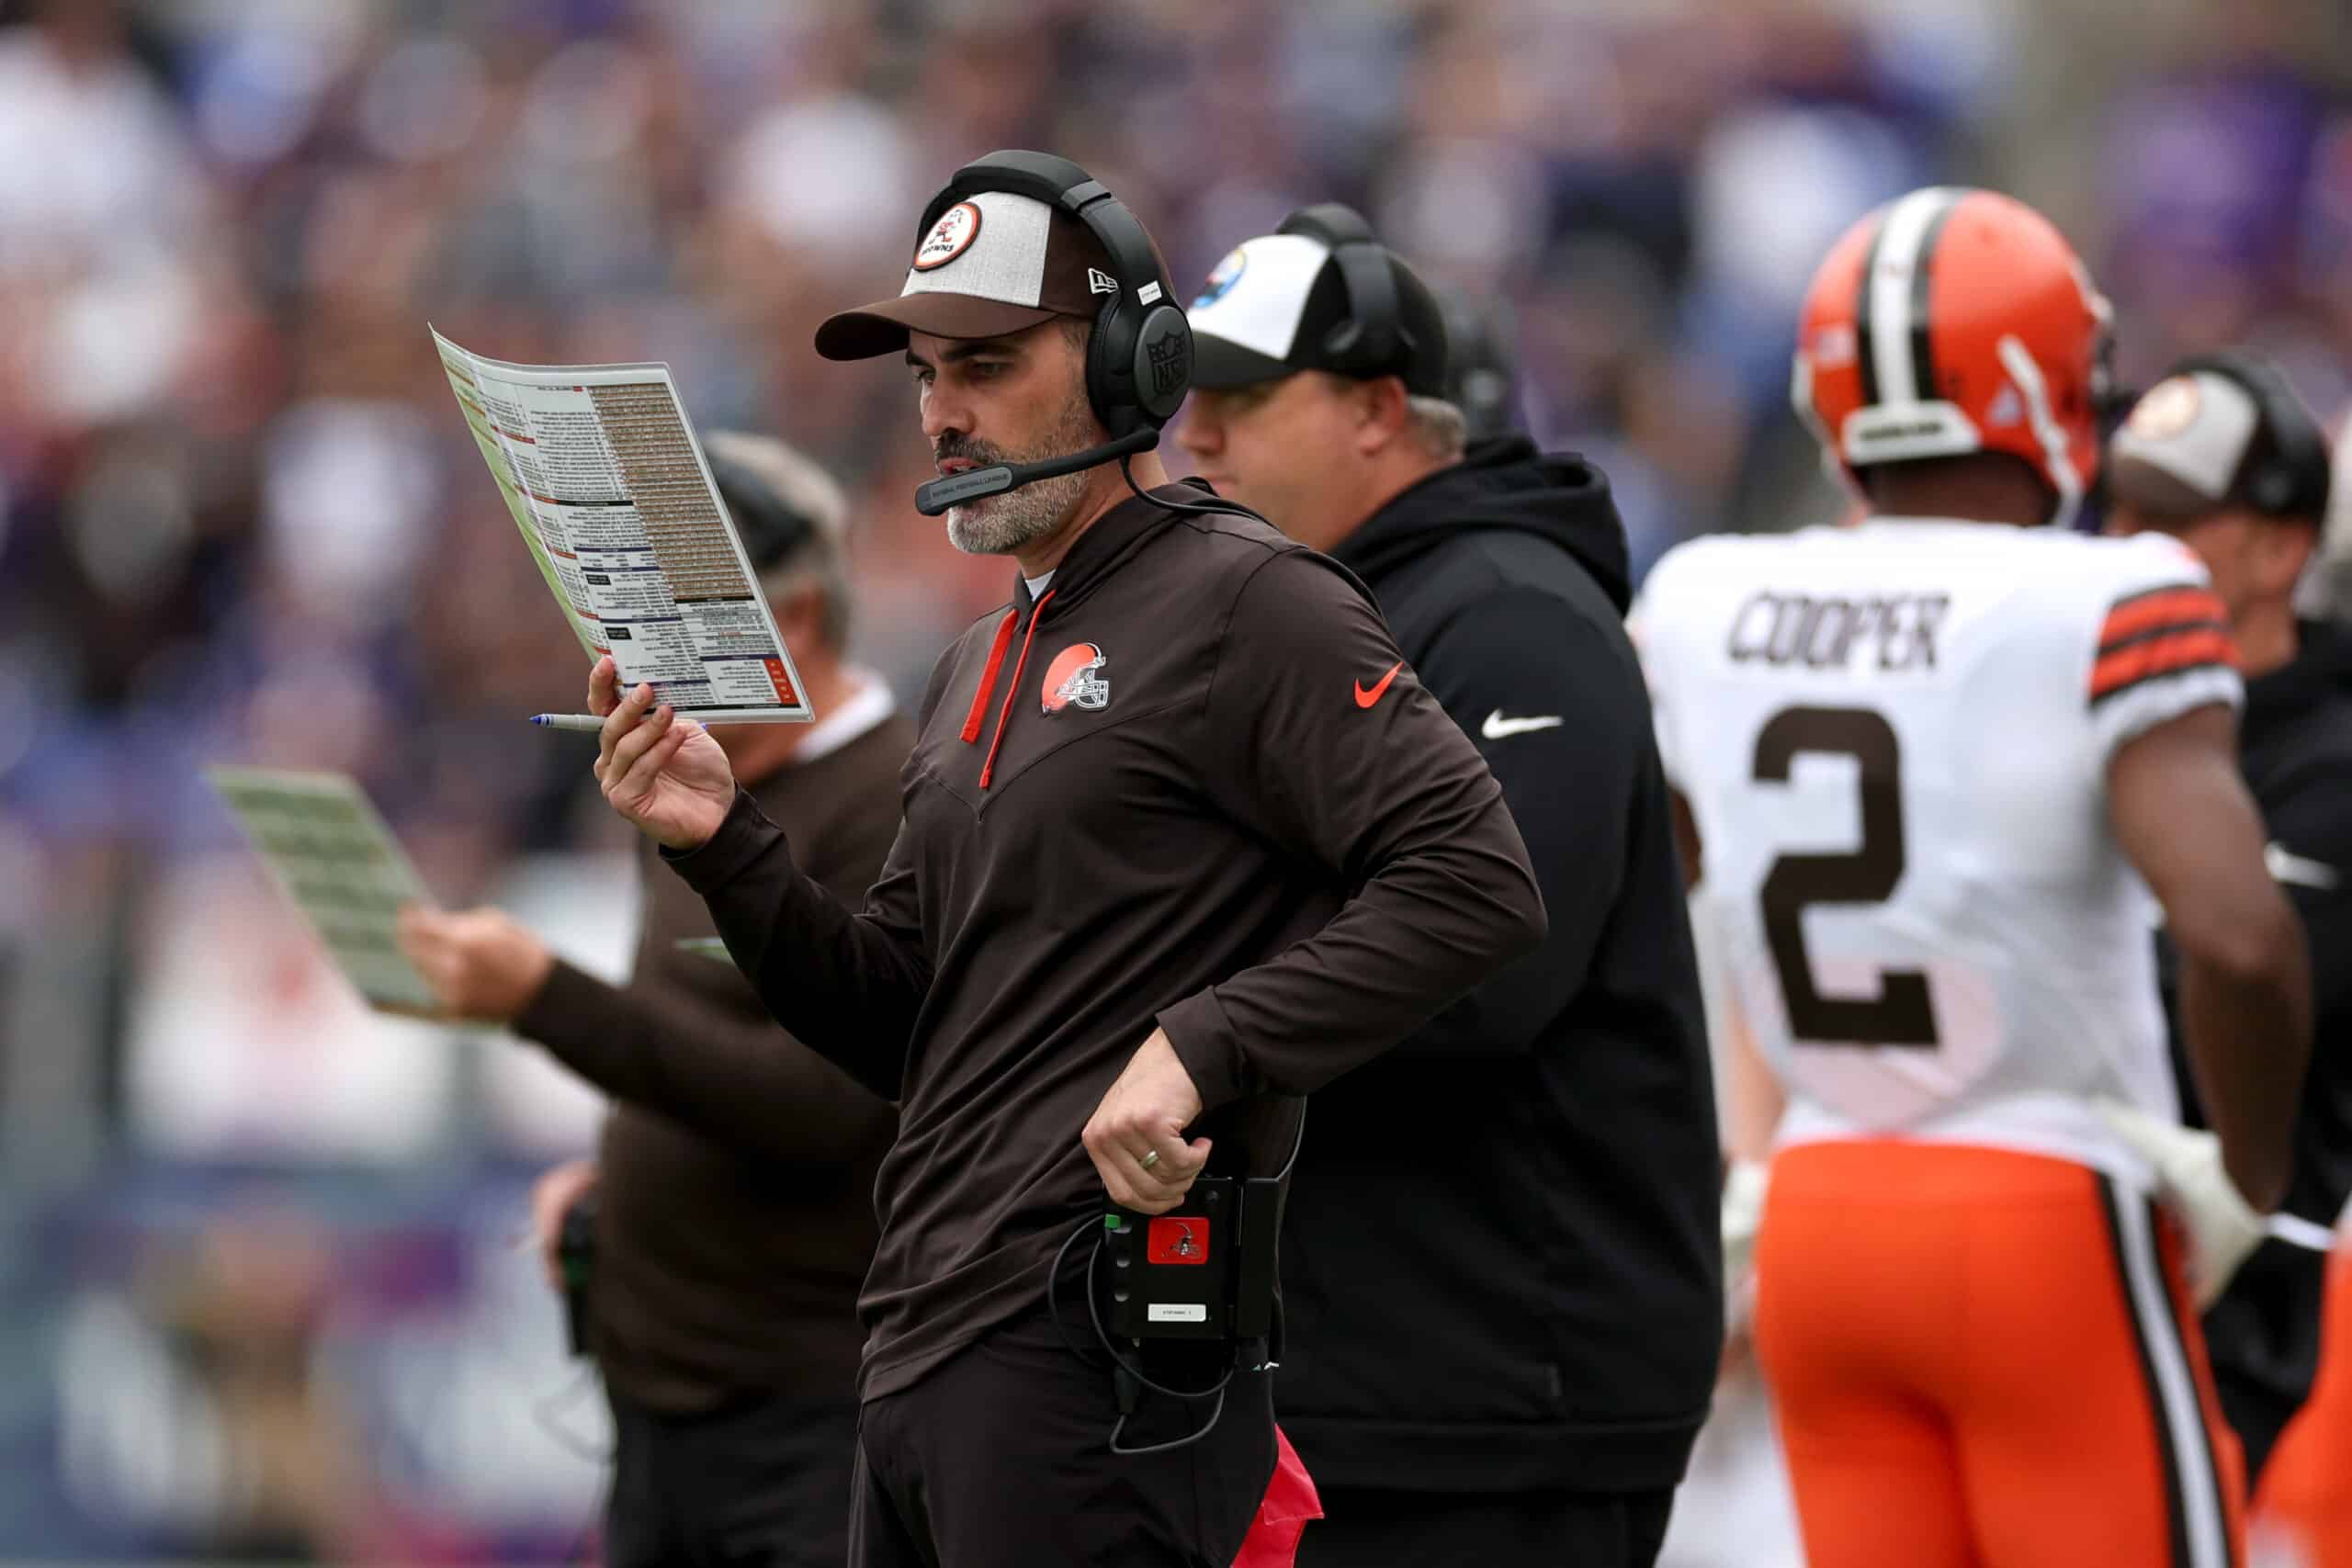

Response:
(1272, 435), (1724, 1496)
(2165, 617), (2352, 1478)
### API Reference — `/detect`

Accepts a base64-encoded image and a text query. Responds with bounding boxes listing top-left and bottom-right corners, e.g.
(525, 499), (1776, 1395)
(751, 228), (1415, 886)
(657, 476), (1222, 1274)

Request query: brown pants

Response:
(850, 1313), (1275, 1568)
(605, 1387), (858, 1568)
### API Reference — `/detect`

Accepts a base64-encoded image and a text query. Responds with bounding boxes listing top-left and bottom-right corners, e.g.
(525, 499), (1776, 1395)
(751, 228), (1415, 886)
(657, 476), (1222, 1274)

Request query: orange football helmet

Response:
(1792, 187), (2114, 528)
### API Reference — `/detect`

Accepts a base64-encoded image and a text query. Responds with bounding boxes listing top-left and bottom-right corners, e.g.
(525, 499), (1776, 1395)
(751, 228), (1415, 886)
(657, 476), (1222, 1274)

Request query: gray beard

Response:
(941, 390), (1101, 557)
(944, 464), (1091, 556)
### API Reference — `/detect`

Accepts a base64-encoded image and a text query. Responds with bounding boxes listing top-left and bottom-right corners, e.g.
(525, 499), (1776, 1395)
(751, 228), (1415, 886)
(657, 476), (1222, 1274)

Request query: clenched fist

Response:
(590, 657), (735, 852)
(1081, 1029), (1212, 1215)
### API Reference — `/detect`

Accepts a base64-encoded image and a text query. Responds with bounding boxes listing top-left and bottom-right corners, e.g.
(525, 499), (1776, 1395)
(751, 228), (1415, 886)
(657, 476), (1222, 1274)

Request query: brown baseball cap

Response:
(815, 188), (1129, 361)
(2109, 359), (2332, 523)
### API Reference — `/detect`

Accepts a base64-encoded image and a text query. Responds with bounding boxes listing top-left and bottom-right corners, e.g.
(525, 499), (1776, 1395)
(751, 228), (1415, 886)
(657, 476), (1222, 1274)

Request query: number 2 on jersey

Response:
(1752, 705), (1940, 1048)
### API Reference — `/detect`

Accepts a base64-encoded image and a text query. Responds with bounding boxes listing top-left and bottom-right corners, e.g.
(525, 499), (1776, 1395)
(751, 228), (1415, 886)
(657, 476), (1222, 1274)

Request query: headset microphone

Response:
(914, 427), (1160, 517)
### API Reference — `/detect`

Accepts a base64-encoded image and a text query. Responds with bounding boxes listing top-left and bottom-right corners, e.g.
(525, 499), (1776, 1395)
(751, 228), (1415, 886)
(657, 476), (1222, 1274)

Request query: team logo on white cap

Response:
(1193, 247), (1248, 309)
(2127, 375), (2203, 442)
(913, 201), (983, 271)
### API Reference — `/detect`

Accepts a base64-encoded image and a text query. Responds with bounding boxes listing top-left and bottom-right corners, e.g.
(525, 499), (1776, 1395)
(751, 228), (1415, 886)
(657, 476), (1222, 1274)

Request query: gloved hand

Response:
(1722, 1158), (1769, 1331)
(2095, 1099), (2267, 1310)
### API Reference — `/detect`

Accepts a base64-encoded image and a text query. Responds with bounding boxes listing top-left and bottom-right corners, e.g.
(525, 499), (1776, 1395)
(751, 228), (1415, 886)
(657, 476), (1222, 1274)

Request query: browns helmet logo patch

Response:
(913, 201), (982, 271)
(1042, 643), (1109, 714)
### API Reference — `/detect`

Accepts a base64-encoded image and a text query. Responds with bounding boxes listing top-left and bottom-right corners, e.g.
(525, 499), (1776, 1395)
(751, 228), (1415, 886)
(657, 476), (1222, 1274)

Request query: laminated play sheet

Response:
(433, 327), (813, 724)
(203, 766), (439, 1014)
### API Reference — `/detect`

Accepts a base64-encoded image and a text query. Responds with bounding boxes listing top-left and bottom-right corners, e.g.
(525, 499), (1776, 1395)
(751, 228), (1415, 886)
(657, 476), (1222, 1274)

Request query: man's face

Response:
(909, 322), (1101, 556)
(2106, 502), (2307, 625)
(1178, 373), (1367, 551)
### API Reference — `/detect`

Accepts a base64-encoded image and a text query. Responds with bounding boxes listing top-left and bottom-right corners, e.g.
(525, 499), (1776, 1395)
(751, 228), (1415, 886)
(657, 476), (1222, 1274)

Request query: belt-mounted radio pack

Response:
(558, 1193), (598, 1358)
(1102, 1174), (1282, 1345)
(1046, 1115), (1302, 1457)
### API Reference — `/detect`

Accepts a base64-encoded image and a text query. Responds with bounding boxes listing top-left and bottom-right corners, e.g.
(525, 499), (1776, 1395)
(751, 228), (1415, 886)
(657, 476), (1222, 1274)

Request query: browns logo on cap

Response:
(2125, 375), (2203, 443)
(913, 201), (982, 271)
(816, 187), (1175, 362)
(2109, 369), (2263, 518)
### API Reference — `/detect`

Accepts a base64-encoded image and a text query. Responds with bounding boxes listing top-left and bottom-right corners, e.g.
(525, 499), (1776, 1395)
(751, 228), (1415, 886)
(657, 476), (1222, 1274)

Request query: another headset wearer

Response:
(2175, 351), (2335, 522)
(1274, 202), (1406, 377)
(921, 151), (1194, 440)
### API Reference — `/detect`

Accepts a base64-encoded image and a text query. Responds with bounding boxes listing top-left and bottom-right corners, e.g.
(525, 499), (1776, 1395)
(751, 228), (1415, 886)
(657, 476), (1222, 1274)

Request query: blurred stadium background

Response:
(2, 0), (2348, 1560)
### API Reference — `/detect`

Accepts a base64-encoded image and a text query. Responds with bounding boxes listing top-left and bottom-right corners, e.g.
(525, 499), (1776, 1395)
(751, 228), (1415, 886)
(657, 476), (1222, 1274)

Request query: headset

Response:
(912, 151), (1199, 518)
(1275, 202), (1405, 378)
(2177, 350), (2334, 522)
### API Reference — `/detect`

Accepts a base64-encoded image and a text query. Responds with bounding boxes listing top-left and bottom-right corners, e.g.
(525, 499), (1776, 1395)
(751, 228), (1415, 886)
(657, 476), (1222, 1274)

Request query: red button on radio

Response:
(1147, 1216), (1211, 1266)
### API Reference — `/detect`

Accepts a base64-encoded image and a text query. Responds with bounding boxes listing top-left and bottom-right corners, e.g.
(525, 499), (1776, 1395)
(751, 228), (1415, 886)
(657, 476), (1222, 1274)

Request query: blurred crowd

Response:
(2, 0), (2350, 1556)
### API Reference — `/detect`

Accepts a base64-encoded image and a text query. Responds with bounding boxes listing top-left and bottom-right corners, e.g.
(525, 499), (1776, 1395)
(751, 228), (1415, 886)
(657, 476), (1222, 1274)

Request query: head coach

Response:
(583, 152), (1546, 1567)
(1180, 207), (1723, 1566)
(2106, 352), (2352, 1484)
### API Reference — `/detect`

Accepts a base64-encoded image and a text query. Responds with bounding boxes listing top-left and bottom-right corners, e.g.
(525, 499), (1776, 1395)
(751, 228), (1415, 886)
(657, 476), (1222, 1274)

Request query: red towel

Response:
(1233, 1426), (1322, 1567)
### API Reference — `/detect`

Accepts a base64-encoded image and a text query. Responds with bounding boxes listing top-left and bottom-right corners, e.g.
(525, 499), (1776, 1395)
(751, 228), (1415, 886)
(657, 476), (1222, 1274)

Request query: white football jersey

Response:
(1632, 519), (2242, 1177)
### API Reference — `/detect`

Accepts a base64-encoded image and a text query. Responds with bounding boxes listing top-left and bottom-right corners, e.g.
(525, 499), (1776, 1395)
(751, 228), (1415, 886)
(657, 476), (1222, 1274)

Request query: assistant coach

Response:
(1182, 208), (1721, 1566)
(586, 152), (1545, 1568)
(398, 434), (901, 1568)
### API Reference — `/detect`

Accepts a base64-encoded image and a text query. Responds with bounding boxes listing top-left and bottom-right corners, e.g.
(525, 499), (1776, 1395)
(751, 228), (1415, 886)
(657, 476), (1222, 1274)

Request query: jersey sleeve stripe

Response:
(2088, 626), (2240, 706)
(2097, 616), (2232, 659)
(2098, 585), (2230, 651)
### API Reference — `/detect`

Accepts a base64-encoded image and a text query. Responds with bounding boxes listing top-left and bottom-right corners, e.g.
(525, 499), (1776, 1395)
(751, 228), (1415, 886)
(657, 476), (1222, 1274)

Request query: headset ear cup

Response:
(1086, 296), (1140, 438)
(1131, 304), (1192, 426)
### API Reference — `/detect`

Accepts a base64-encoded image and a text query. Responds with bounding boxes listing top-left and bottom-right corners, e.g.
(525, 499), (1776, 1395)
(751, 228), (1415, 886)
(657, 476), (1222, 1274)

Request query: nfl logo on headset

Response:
(1147, 332), (1190, 400)
(1043, 643), (1109, 714)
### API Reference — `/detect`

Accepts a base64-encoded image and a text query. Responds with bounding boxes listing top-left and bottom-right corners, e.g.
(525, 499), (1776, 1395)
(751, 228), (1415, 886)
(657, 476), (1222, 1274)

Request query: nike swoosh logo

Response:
(2267, 842), (2342, 891)
(1354, 662), (1403, 709)
(1482, 710), (1564, 740)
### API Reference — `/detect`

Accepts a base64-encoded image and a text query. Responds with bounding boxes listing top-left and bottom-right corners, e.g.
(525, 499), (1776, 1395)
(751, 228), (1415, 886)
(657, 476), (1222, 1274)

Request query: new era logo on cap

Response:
(1088, 267), (1118, 296)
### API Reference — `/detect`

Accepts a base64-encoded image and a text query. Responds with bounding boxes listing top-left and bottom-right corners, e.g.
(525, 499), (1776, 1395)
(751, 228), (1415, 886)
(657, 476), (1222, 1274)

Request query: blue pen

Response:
(527, 714), (605, 731)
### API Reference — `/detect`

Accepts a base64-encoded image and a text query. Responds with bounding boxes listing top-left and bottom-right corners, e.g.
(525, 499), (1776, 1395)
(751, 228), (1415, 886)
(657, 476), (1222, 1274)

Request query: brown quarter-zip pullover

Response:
(516, 711), (907, 1414)
(667, 484), (1545, 1399)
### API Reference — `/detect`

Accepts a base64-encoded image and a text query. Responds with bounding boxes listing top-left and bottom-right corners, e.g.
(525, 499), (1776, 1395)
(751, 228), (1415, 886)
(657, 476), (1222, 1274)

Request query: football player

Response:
(1633, 186), (2312, 1567)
